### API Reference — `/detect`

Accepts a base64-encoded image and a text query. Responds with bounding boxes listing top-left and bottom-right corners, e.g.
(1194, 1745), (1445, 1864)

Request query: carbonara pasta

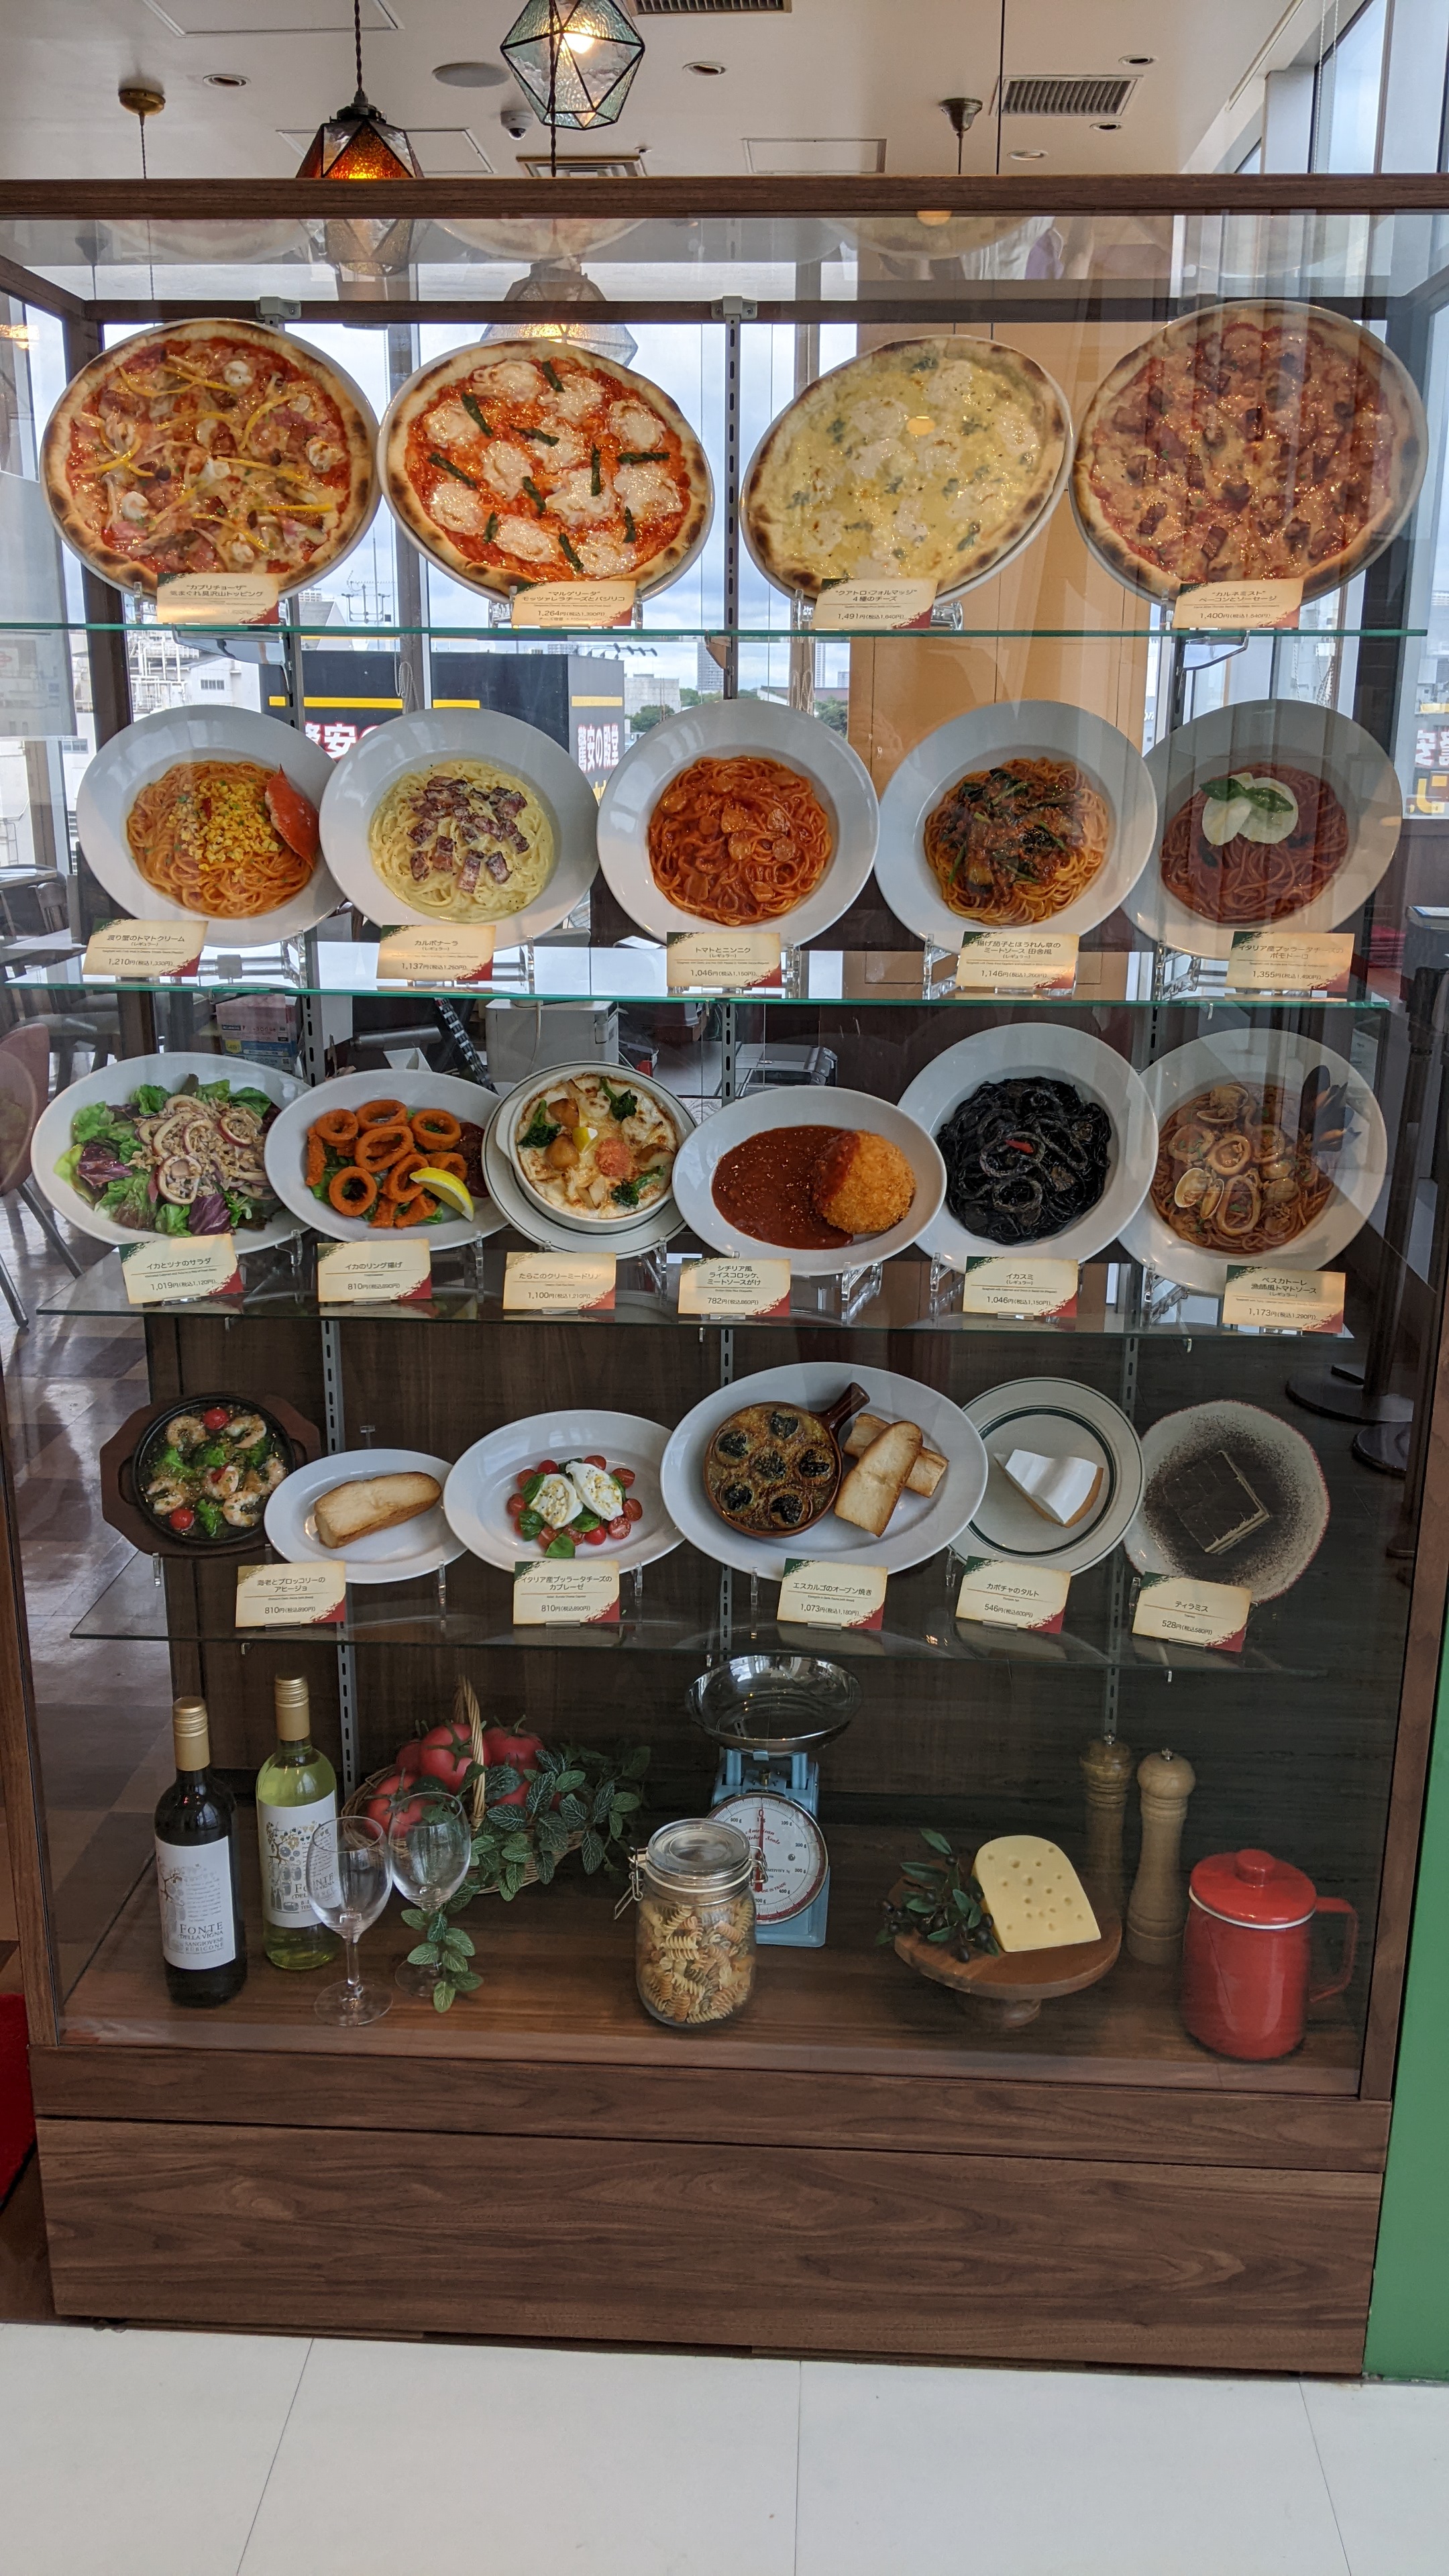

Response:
(368, 759), (554, 923)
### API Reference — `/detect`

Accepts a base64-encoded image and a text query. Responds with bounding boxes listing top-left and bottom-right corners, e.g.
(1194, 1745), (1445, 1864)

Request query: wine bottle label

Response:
(258, 1792), (337, 1927)
(155, 1833), (238, 1970)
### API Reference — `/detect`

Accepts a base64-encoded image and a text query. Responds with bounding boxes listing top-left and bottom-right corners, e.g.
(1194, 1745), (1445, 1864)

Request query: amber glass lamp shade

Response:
(501, 0), (644, 131)
(295, 89), (424, 182)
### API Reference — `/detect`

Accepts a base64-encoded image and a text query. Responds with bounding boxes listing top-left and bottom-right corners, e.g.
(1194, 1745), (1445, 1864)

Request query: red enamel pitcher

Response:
(1180, 1847), (1357, 2061)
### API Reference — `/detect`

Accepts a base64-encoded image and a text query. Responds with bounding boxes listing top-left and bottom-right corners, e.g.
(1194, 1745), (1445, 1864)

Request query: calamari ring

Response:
(393, 1191), (438, 1227)
(328, 1166), (378, 1216)
(420, 1150), (467, 1182)
(356, 1098), (407, 1130)
(314, 1108), (360, 1149)
(371, 1196), (397, 1229)
(409, 1108), (461, 1150)
(383, 1157), (427, 1203)
(305, 1131), (327, 1189)
(355, 1122), (415, 1172)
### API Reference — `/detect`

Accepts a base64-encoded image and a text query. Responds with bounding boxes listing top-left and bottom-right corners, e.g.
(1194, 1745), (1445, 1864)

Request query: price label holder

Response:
(84, 920), (204, 982)
(666, 930), (783, 993)
(955, 1557), (1071, 1634)
(1225, 930), (1353, 996)
(678, 1257), (792, 1321)
(502, 1250), (617, 1314)
(1132, 1572), (1250, 1655)
(812, 577), (936, 633)
(955, 931), (1078, 996)
(511, 580), (636, 631)
(376, 925), (495, 988)
(1222, 1265), (1346, 1335)
(235, 1562), (347, 1629)
(156, 571), (281, 626)
(1173, 578), (1302, 632)
(959, 1256), (1079, 1322)
(777, 1560), (888, 1631)
(120, 1234), (244, 1306)
(512, 1557), (621, 1626)
(316, 1237), (433, 1305)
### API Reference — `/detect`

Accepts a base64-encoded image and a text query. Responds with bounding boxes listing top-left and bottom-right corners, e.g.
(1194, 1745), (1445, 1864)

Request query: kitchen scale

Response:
(686, 1655), (859, 1948)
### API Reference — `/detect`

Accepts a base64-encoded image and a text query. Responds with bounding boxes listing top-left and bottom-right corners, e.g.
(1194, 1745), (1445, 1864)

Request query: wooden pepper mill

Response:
(1126, 1747), (1197, 1966)
(1079, 1735), (1135, 1922)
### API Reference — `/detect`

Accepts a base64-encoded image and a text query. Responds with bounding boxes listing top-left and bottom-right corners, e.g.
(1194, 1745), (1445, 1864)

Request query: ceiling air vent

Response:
(1000, 74), (1137, 117)
(517, 149), (649, 177)
(632, 2), (788, 14)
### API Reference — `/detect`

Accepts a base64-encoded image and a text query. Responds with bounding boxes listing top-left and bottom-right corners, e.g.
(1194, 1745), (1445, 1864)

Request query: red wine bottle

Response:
(154, 1695), (247, 2006)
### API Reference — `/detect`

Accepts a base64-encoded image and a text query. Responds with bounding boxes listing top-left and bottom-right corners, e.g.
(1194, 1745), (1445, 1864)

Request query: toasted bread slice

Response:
(843, 1411), (947, 1497)
(314, 1472), (441, 1550)
(834, 1420), (924, 1536)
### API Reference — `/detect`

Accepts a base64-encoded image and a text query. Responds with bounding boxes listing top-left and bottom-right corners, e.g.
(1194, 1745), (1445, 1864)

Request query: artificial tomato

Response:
(479, 1723), (546, 1809)
(168, 1505), (197, 1533)
(362, 1770), (425, 1833)
(415, 1719), (474, 1792)
(395, 1739), (425, 1778)
(201, 1406), (230, 1432)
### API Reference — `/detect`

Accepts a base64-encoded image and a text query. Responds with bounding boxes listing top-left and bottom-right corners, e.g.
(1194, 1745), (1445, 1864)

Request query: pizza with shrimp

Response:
(40, 317), (378, 596)
(381, 341), (712, 598)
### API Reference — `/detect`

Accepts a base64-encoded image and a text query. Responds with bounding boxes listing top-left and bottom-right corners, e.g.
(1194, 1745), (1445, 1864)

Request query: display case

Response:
(1, 172), (1448, 2371)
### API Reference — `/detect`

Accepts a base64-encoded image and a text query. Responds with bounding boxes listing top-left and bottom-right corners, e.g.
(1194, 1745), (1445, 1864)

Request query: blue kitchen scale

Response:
(686, 1654), (860, 1950)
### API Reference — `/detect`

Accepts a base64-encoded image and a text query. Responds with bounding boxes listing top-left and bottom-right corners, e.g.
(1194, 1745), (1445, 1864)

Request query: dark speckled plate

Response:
(1126, 1399), (1329, 1603)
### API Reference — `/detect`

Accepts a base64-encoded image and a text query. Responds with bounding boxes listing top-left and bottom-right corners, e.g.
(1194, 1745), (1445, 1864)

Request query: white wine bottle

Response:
(154, 1695), (246, 2006)
(256, 1674), (339, 1972)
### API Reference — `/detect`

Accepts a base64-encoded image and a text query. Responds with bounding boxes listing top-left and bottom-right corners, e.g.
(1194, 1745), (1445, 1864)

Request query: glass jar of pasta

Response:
(628, 1820), (756, 2030)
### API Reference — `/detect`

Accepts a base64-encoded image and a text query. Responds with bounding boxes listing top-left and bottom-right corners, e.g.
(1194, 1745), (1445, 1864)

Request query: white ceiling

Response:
(0, 0), (1292, 180)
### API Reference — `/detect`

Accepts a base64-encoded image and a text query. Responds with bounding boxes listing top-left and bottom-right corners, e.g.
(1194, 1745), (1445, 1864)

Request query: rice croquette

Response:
(812, 1129), (916, 1236)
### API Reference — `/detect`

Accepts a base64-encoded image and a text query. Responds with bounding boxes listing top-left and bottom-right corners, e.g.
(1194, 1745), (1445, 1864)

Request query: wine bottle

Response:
(256, 1674), (340, 1972)
(154, 1695), (246, 2006)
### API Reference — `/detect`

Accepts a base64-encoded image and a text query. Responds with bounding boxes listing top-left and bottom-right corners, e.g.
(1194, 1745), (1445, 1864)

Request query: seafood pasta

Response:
(125, 759), (319, 919)
(368, 760), (554, 924)
(923, 757), (1111, 924)
(1158, 765), (1349, 926)
(1150, 1073), (1352, 1256)
(647, 755), (833, 924)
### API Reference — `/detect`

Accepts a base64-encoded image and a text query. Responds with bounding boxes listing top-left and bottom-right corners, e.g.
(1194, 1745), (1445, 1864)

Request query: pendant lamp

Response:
(297, 0), (421, 294)
(501, 1), (644, 176)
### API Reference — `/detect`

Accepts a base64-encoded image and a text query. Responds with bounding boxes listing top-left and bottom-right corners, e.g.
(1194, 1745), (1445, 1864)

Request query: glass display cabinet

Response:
(1, 172), (1448, 2369)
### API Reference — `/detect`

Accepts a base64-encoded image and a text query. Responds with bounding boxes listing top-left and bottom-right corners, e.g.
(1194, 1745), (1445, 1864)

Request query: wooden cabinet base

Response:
(35, 2113), (1379, 2373)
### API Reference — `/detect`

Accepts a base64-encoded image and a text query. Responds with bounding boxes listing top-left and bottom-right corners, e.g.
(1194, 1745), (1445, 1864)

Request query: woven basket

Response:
(347, 1676), (584, 1892)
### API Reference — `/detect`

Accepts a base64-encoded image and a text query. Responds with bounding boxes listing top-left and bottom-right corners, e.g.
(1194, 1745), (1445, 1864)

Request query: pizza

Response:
(742, 335), (1071, 601)
(40, 318), (378, 597)
(381, 342), (712, 597)
(1072, 301), (1428, 604)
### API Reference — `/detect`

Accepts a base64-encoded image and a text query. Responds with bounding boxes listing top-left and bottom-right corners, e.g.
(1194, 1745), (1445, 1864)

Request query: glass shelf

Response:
(0, 615), (1426, 645)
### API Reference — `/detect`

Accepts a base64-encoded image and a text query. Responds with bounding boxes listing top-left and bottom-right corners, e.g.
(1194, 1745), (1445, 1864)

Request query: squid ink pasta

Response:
(934, 1076), (1112, 1246)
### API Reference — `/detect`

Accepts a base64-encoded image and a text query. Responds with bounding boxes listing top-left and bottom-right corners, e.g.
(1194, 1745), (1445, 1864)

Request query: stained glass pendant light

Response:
(295, 0), (423, 181)
(501, 1), (645, 176)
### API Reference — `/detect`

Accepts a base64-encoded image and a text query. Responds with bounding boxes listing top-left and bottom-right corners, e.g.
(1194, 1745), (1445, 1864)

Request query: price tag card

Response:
(777, 1559), (888, 1631)
(959, 1256), (1079, 1321)
(84, 920), (203, 981)
(502, 1249), (617, 1313)
(1225, 930), (1353, 994)
(955, 1557), (1071, 1634)
(1222, 1265), (1346, 1334)
(156, 571), (280, 625)
(316, 1237), (433, 1305)
(512, 1557), (621, 1625)
(376, 924), (495, 987)
(511, 580), (636, 631)
(235, 1562), (347, 1629)
(1132, 1572), (1250, 1655)
(812, 577), (936, 633)
(1173, 577), (1302, 631)
(956, 931), (1078, 996)
(678, 1257), (792, 1321)
(666, 929), (783, 992)
(120, 1234), (243, 1305)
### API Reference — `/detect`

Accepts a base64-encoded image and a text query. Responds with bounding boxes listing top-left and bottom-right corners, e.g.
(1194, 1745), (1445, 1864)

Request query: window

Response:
(1312, 0), (1387, 172)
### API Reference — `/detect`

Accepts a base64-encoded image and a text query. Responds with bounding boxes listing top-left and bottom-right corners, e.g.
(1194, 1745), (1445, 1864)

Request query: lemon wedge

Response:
(408, 1167), (475, 1222)
(572, 1122), (596, 1150)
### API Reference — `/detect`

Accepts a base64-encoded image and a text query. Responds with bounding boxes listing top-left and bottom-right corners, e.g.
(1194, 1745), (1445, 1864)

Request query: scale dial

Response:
(712, 1789), (828, 1925)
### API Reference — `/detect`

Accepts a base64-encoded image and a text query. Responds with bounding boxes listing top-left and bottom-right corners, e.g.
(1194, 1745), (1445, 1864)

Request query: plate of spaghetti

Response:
(1130, 699), (1401, 958)
(875, 702), (1158, 947)
(1119, 1030), (1387, 1293)
(77, 704), (339, 946)
(596, 699), (878, 943)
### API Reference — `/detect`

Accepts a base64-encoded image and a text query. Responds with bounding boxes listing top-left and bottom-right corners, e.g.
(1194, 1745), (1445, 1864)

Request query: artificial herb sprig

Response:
(877, 1827), (1000, 1955)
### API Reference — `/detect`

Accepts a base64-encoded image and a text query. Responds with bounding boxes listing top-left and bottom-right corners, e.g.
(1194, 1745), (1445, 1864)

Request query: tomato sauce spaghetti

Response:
(647, 755), (833, 925)
(125, 758), (317, 919)
(1159, 763), (1349, 925)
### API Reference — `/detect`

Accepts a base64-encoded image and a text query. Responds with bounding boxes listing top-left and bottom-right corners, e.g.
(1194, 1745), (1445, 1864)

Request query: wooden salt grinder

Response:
(1079, 1735), (1135, 1921)
(1126, 1747), (1197, 1966)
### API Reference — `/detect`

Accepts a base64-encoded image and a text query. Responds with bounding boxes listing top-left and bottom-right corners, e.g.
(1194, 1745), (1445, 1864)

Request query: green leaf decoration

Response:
(500, 1863), (525, 1900)
(440, 1927), (475, 1957)
(500, 1833), (533, 1863)
(581, 1827), (606, 1873)
(559, 1793), (587, 1830)
(926, 1925), (955, 1943)
(432, 1980), (456, 2012)
(400, 1907), (426, 1929)
(553, 1768), (586, 1793)
(592, 1780), (614, 1825)
(451, 1969), (482, 1993)
(919, 1827), (955, 1856)
(408, 1943), (440, 1966)
(534, 1849), (556, 1885)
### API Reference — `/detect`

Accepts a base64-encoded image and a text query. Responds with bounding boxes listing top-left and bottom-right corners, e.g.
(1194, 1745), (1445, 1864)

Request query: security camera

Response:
(500, 99), (533, 139)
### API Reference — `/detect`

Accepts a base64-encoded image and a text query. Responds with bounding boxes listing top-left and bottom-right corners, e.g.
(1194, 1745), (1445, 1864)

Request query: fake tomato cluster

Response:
(362, 1719), (545, 1833)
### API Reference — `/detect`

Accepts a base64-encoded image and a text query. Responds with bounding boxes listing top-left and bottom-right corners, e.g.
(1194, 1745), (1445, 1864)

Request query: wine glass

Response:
(388, 1792), (472, 1998)
(307, 1815), (393, 2027)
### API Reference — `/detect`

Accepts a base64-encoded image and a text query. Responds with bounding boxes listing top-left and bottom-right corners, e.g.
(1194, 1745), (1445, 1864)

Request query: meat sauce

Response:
(712, 1126), (849, 1251)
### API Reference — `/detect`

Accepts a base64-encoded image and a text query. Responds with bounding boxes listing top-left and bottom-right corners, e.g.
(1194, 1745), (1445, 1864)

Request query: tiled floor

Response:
(0, 2323), (1444, 2576)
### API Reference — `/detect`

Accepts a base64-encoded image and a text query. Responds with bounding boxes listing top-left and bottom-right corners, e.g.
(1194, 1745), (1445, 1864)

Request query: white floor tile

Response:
(1303, 2378), (1449, 2576)
(796, 2361), (1349, 2576)
(0, 2321), (308, 2576)
(239, 2340), (798, 2576)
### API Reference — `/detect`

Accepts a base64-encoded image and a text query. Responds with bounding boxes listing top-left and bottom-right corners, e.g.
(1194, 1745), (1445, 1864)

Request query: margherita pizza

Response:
(40, 319), (378, 598)
(742, 336), (1071, 602)
(381, 342), (712, 597)
(1073, 301), (1427, 604)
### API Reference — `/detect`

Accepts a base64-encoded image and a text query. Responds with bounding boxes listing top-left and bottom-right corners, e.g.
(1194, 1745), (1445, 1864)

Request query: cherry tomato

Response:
(537, 1525), (556, 1547)
(584, 1453), (606, 1468)
(168, 1505), (196, 1533)
(537, 1458), (557, 1476)
(201, 1407), (229, 1432)
(614, 1467), (636, 1489)
(583, 1523), (608, 1546)
(606, 1514), (629, 1540)
(625, 1498), (644, 1523)
(504, 1492), (525, 1518)
(415, 1719), (474, 1793)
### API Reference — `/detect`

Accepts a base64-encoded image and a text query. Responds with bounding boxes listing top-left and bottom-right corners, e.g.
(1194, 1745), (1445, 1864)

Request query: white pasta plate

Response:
(31, 1050), (305, 1252)
(317, 708), (600, 938)
(897, 1023), (1158, 1269)
(595, 698), (879, 945)
(76, 705), (341, 947)
(266, 1446), (462, 1585)
(661, 1361), (989, 1580)
(874, 700), (1159, 948)
(959, 1378), (1144, 1578)
(444, 1410), (681, 1575)
(669, 1085), (944, 1278)
(1117, 1028), (1388, 1295)
(264, 1070), (507, 1250)
(1126, 1400), (1329, 1605)
(482, 1091), (690, 1258)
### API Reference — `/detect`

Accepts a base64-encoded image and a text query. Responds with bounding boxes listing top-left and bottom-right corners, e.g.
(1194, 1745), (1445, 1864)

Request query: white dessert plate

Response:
(266, 1447), (462, 1585)
(670, 1085), (945, 1277)
(264, 1071), (506, 1250)
(1125, 1400), (1329, 1603)
(444, 1411), (680, 1574)
(959, 1378), (1145, 1576)
(32, 1050), (305, 1252)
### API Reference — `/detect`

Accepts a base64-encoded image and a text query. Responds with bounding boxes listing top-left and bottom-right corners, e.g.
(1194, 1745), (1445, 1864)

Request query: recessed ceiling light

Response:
(433, 60), (507, 89)
(203, 71), (248, 89)
(1120, 55), (1154, 66)
(686, 60), (727, 76)
(1010, 148), (1046, 161)
(1092, 120), (1120, 131)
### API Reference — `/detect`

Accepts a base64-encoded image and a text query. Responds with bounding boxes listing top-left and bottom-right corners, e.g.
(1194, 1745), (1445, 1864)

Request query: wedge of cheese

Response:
(973, 1835), (1100, 1953)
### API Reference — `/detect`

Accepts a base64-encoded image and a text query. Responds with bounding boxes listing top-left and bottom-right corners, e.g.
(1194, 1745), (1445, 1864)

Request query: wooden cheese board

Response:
(889, 1864), (1121, 2031)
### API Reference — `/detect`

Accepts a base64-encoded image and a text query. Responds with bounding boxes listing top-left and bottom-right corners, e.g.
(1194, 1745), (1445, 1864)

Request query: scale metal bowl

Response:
(686, 1654), (861, 1756)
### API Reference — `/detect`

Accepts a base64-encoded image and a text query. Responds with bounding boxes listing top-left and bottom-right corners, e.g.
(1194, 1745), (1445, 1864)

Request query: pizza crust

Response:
(381, 342), (712, 599)
(1072, 300), (1427, 605)
(40, 317), (378, 598)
